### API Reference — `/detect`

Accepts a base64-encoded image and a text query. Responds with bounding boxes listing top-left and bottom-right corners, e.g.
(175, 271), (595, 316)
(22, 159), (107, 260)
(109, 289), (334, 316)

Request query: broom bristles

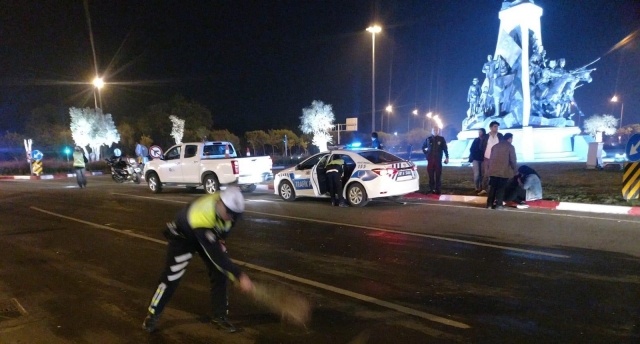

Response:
(251, 282), (312, 326)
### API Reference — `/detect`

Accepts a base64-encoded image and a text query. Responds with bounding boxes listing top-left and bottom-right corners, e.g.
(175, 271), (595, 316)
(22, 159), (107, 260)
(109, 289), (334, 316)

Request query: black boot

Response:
(211, 316), (238, 333)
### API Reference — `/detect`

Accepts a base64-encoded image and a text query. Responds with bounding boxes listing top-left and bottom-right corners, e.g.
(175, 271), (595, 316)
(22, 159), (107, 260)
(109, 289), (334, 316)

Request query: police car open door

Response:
(311, 155), (330, 196)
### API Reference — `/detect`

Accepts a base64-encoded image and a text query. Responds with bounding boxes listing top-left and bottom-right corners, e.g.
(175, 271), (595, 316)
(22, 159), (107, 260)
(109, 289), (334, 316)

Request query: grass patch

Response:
(418, 162), (639, 206)
(0, 159), (107, 176)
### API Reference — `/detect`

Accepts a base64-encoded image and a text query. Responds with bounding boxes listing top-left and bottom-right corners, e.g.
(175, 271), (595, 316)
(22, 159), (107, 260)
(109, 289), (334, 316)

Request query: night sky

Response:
(0, 0), (638, 137)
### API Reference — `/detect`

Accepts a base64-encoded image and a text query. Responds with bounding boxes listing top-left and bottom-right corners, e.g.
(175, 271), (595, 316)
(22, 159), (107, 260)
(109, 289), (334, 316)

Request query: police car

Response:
(274, 148), (419, 207)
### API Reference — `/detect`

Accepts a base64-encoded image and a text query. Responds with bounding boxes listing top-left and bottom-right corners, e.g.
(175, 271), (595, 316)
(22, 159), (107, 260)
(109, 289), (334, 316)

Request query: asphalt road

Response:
(1, 176), (639, 343)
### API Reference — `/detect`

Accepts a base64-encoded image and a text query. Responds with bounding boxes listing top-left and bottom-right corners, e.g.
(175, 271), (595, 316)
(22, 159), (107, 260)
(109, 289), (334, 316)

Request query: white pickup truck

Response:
(143, 141), (272, 194)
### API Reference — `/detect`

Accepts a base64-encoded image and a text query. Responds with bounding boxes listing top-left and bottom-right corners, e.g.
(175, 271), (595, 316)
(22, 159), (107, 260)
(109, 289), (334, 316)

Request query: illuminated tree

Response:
(69, 107), (120, 161)
(583, 114), (618, 142)
(299, 100), (335, 152)
(169, 115), (185, 144)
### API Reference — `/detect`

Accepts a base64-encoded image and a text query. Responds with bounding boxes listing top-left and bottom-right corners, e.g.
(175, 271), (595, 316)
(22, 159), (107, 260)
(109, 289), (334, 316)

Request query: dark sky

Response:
(0, 0), (638, 136)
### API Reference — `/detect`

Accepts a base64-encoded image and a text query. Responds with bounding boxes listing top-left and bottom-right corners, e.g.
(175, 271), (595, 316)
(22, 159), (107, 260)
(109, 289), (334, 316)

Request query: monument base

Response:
(448, 126), (591, 164)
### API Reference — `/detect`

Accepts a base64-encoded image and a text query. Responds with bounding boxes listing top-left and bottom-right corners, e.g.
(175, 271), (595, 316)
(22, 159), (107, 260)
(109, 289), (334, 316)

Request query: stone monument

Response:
(451, 0), (598, 163)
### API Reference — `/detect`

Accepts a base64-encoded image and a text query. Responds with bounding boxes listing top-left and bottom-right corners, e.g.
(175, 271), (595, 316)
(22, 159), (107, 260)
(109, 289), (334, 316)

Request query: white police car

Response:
(274, 148), (419, 207)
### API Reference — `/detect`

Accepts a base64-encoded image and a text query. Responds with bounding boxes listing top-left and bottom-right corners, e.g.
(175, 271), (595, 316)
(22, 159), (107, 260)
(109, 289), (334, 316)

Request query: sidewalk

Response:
(403, 192), (640, 216)
(0, 171), (103, 180)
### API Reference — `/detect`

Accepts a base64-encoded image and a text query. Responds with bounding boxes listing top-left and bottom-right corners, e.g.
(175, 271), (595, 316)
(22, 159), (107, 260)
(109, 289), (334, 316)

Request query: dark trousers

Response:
(503, 178), (526, 203)
(487, 176), (509, 208)
(427, 159), (443, 193)
(74, 167), (86, 187)
(147, 227), (228, 318)
(326, 172), (344, 205)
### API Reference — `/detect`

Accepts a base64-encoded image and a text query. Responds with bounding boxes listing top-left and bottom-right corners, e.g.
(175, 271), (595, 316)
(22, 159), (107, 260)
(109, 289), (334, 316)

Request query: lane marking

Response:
(112, 193), (570, 259)
(30, 206), (470, 329)
(417, 202), (640, 224)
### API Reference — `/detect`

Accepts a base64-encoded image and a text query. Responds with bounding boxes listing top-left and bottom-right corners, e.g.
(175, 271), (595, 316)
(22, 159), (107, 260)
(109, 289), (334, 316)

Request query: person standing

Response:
(371, 132), (384, 150)
(142, 187), (254, 333)
(486, 133), (517, 210)
(422, 127), (449, 195)
(72, 146), (88, 188)
(468, 128), (486, 193)
(479, 121), (503, 195)
(325, 155), (348, 207)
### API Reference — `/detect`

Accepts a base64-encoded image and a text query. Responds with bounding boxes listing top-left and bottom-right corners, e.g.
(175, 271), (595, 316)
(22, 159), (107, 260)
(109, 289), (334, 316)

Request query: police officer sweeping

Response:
(142, 186), (254, 333)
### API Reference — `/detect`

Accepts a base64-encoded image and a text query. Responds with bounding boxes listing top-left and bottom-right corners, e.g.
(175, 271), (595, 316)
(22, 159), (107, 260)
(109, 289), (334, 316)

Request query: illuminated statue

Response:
(467, 78), (481, 118)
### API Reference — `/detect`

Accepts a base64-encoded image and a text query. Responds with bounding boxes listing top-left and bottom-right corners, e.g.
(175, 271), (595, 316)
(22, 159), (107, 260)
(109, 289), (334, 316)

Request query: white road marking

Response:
(112, 193), (570, 258)
(30, 206), (470, 329)
(418, 202), (640, 224)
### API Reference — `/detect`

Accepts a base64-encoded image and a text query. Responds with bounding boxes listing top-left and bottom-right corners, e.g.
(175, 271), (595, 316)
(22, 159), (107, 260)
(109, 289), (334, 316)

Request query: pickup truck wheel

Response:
(347, 183), (369, 207)
(203, 175), (220, 194)
(279, 181), (296, 201)
(147, 173), (162, 193)
(240, 184), (257, 193)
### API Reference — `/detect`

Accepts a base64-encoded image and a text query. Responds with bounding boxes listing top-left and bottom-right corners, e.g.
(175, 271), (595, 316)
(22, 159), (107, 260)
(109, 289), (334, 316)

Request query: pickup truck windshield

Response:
(203, 144), (236, 156)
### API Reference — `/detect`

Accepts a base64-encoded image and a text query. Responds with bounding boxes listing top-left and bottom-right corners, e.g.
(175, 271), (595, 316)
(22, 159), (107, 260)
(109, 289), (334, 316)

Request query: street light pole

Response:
(385, 105), (392, 133)
(93, 76), (104, 110)
(367, 25), (381, 133)
(409, 109), (417, 133)
(611, 95), (624, 129)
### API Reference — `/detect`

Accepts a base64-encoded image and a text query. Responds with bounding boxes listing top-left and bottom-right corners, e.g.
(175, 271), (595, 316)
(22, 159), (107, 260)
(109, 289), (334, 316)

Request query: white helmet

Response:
(220, 186), (245, 219)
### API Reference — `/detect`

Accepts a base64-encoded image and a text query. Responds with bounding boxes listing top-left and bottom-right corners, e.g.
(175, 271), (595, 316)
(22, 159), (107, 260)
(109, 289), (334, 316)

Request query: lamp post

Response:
(611, 95), (624, 129)
(93, 76), (104, 110)
(384, 105), (392, 133)
(409, 109), (417, 133)
(424, 112), (433, 131)
(367, 25), (381, 133)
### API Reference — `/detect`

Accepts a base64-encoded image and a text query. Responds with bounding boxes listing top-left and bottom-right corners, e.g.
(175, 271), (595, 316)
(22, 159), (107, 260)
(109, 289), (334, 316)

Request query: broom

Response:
(250, 282), (312, 326)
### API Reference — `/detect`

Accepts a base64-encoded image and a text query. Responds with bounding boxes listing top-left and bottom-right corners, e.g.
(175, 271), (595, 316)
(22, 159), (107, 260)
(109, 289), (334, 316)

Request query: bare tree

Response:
(583, 114), (618, 142)
(69, 107), (120, 161)
(299, 100), (335, 152)
(169, 115), (185, 144)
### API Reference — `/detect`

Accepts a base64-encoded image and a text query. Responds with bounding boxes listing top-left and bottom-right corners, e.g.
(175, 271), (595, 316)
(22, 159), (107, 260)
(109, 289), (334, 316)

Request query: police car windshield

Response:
(358, 151), (404, 164)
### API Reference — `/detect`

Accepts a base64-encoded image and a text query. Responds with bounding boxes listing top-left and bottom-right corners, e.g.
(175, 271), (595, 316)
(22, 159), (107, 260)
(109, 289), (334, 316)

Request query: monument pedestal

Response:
(450, 126), (583, 163)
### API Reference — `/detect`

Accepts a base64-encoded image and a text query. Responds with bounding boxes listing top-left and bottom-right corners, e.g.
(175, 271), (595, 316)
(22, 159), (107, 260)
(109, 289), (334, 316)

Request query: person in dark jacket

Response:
(326, 155), (348, 207)
(371, 132), (384, 150)
(422, 127), (449, 195)
(486, 133), (517, 210)
(142, 187), (254, 333)
(468, 128), (486, 193)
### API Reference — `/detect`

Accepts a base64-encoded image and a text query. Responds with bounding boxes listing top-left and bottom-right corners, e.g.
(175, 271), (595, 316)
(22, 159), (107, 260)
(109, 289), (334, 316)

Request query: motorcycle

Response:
(105, 156), (141, 184)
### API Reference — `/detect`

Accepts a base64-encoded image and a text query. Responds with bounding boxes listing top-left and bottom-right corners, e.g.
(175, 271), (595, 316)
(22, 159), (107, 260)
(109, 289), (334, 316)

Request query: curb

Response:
(0, 171), (103, 180)
(403, 192), (640, 216)
(255, 184), (274, 191)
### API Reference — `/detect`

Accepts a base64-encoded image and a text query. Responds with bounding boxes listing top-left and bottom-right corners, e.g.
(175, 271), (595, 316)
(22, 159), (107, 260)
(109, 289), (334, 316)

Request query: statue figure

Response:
(479, 85), (492, 116)
(482, 55), (500, 95)
(467, 78), (481, 118)
(490, 55), (513, 115)
(529, 54), (543, 85)
(555, 58), (566, 74)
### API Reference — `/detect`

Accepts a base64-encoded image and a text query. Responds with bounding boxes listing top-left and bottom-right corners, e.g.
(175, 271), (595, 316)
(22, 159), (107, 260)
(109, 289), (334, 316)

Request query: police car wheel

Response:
(347, 183), (369, 207)
(204, 175), (220, 194)
(279, 181), (296, 201)
(147, 173), (162, 193)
